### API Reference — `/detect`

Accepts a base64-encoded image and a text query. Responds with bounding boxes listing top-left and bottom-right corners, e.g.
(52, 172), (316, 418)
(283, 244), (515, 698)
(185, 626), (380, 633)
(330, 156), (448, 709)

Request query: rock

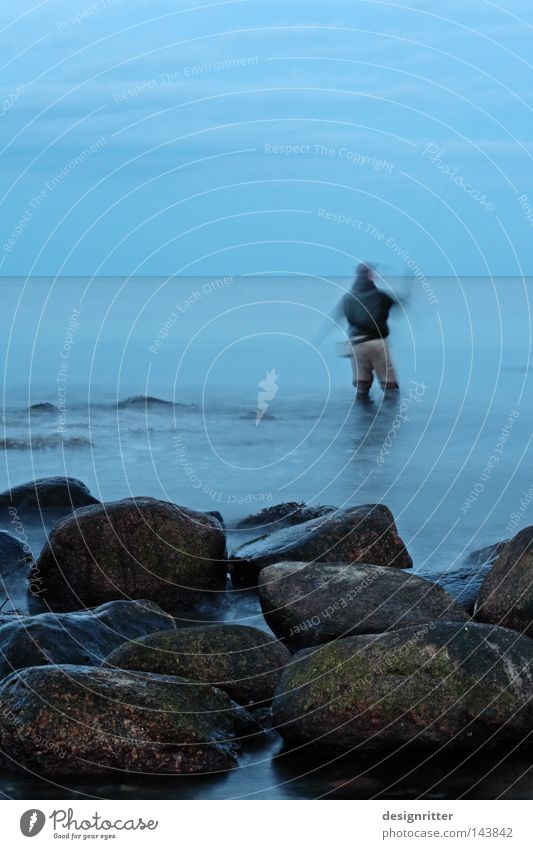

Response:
(475, 527), (533, 636)
(33, 497), (227, 610)
(0, 665), (259, 774)
(432, 541), (507, 612)
(104, 624), (291, 706)
(0, 436), (93, 451)
(117, 395), (197, 410)
(272, 622), (533, 754)
(0, 599), (175, 680)
(28, 402), (58, 413)
(234, 502), (336, 533)
(0, 531), (33, 575)
(466, 540), (508, 567)
(206, 510), (225, 528)
(0, 477), (99, 515)
(230, 504), (412, 587)
(259, 561), (468, 648)
(0, 531), (34, 615)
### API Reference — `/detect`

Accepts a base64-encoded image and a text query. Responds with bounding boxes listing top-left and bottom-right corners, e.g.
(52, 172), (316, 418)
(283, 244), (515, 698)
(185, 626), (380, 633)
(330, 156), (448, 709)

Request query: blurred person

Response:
(338, 263), (401, 400)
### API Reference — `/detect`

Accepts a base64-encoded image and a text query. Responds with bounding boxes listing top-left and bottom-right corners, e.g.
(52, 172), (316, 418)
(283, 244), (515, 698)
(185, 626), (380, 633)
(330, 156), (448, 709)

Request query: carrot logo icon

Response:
(20, 809), (46, 837)
(256, 369), (279, 424)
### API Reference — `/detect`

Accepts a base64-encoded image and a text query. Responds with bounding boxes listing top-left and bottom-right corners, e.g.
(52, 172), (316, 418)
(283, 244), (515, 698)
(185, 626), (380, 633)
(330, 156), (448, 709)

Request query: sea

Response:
(0, 274), (532, 799)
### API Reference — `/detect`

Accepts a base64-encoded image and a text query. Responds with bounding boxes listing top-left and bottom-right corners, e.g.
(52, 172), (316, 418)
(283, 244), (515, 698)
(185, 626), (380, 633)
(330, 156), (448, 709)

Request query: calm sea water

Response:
(1, 274), (532, 799)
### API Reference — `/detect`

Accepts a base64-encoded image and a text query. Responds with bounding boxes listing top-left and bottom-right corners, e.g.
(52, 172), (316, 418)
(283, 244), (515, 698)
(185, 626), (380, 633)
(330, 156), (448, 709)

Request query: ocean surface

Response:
(1, 274), (532, 799)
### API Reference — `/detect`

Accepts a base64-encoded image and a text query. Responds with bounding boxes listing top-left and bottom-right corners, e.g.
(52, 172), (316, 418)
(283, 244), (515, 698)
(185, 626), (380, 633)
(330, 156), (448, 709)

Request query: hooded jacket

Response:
(342, 273), (396, 343)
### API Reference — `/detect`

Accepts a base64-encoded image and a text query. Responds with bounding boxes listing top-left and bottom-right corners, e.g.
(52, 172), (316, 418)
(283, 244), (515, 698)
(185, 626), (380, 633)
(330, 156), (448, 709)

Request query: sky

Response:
(1, 0), (532, 277)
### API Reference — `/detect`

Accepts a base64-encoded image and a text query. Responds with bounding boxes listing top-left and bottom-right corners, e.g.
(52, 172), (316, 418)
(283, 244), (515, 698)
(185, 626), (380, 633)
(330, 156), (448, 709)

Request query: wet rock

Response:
(28, 402), (58, 413)
(272, 622), (533, 754)
(0, 665), (259, 774)
(234, 502), (336, 533)
(230, 504), (412, 587)
(206, 510), (225, 528)
(105, 623), (291, 706)
(430, 541), (508, 612)
(465, 540), (508, 567)
(0, 477), (99, 515)
(0, 531), (34, 615)
(0, 599), (175, 680)
(117, 395), (197, 410)
(1, 436), (93, 451)
(0, 531), (33, 576)
(33, 497), (227, 610)
(259, 561), (468, 648)
(475, 527), (533, 636)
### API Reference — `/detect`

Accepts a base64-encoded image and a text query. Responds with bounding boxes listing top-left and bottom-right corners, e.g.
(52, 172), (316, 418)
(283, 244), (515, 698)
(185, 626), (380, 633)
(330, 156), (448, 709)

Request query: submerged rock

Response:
(272, 622), (533, 754)
(430, 541), (507, 612)
(0, 599), (175, 680)
(234, 502), (336, 533)
(466, 540), (508, 567)
(117, 395), (197, 410)
(28, 402), (58, 413)
(475, 527), (533, 636)
(105, 624), (291, 706)
(0, 436), (93, 451)
(34, 497), (227, 610)
(230, 504), (412, 587)
(0, 477), (99, 515)
(259, 561), (468, 648)
(0, 665), (259, 774)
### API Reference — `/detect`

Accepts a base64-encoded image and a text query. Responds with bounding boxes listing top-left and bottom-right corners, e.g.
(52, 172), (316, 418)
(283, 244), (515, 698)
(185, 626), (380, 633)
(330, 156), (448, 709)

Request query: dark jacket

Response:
(342, 275), (396, 343)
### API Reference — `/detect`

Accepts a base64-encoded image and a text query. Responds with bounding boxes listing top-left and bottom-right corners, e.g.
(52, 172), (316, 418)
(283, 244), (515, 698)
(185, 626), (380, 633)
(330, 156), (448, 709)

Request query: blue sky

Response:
(1, 0), (532, 276)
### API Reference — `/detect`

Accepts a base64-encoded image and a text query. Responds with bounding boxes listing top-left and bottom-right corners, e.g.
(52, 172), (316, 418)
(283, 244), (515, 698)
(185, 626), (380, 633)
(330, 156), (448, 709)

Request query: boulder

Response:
(234, 502), (336, 533)
(0, 530), (33, 576)
(230, 504), (412, 587)
(0, 665), (259, 774)
(431, 541), (507, 612)
(0, 531), (34, 614)
(117, 395), (198, 410)
(28, 402), (58, 413)
(0, 477), (99, 515)
(0, 599), (175, 680)
(466, 540), (508, 567)
(33, 497), (227, 610)
(104, 624), (291, 706)
(272, 622), (533, 754)
(475, 527), (533, 636)
(259, 561), (468, 648)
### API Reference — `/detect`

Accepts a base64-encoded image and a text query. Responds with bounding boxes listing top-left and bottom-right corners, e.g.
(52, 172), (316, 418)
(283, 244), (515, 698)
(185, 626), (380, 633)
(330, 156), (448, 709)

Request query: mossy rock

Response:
(33, 497), (227, 610)
(259, 561), (468, 648)
(272, 622), (533, 754)
(0, 664), (259, 775)
(105, 624), (291, 706)
(475, 527), (533, 636)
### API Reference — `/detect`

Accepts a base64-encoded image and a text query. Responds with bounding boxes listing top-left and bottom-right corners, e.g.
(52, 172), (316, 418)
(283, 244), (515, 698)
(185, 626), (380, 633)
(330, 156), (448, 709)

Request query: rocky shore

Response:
(0, 476), (532, 777)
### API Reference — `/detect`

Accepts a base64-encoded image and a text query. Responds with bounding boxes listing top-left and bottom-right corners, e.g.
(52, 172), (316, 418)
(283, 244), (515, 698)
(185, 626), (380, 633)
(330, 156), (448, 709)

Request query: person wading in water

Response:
(339, 263), (401, 400)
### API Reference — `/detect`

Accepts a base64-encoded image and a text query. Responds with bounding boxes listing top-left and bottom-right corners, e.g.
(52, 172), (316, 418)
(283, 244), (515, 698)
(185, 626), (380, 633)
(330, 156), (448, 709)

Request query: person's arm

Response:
(387, 288), (410, 309)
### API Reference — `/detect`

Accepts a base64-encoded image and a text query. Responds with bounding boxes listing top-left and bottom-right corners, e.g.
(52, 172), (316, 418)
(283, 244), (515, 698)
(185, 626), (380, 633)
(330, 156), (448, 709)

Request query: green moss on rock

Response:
(0, 664), (260, 775)
(104, 624), (291, 706)
(272, 622), (533, 753)
(33, 497), (227, 610)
